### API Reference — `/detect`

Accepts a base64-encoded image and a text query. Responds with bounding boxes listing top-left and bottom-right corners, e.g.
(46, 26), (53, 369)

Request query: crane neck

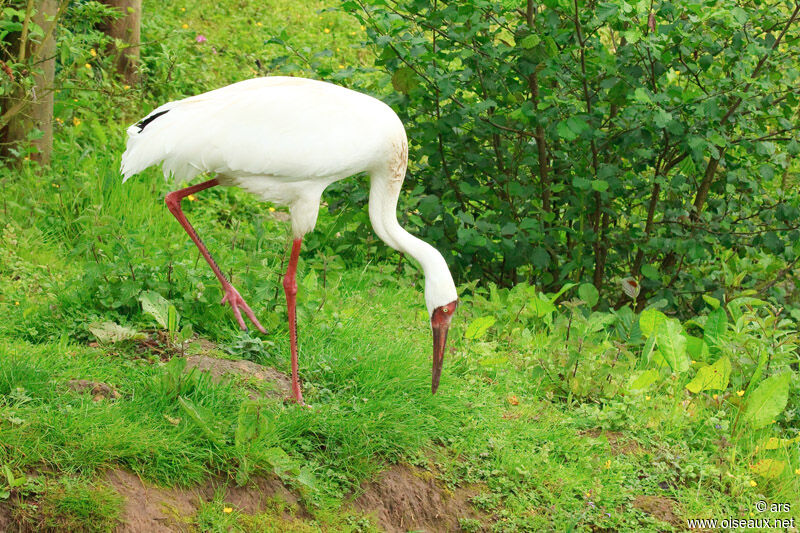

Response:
(368, 166), (457, 316)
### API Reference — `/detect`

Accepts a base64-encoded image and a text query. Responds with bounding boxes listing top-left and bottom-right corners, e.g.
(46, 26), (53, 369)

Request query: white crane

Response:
(120, 76), (458, 405)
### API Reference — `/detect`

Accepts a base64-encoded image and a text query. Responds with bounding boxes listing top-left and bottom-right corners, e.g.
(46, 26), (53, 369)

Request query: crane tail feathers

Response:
(120, 105), (204, 184)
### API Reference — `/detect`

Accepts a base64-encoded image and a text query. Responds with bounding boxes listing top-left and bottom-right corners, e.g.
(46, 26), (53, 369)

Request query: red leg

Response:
(165, 178), (266, 333)
(283, 238), (305, 405)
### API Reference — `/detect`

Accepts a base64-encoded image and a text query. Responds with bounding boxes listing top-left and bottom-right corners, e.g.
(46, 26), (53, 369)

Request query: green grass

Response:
(1, 0), (799, 531)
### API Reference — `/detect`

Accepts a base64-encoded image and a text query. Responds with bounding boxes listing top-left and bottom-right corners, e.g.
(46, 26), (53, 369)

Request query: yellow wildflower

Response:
(749, 480), (757, 487)
(737, 390), (744, 396)
(56, 117), (63, 124)
(187, 194), (197, 201)
(123, 85), (130, 90)
(645, 396), (651, 400)
(324, 28), (330, 33)
(223, 507), (233, 513)
(713, 394), (718, 400)
(73, 117), (81, 126)
(180, 7), (186, 11)
(361, 25), (366, 30)
(339, 64), (345, 69)
(90, 48), (97, 57)
(268, 207), (276, 212)
(182, 23), (189, 29)
(14, 301), (19, 306)
(256, 21), (263, 26)
(85, 63), (92, 69)
(795, 468), (800, 475)
(604, 459), (611, 469)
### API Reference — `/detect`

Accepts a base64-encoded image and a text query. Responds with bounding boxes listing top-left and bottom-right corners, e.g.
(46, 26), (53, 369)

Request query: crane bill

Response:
(431, 322), (449, 394)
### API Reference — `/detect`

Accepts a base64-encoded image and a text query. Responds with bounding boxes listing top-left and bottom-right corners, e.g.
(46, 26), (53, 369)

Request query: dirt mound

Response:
(184, 355), (293, 400)
(632, 495), (680, 526)
(0, 502), (11, 532)
(355, 465), (486, 533)
(106, 470), (302, 532)
(66, 379), (121, 401)
(581, 429), (643, 455)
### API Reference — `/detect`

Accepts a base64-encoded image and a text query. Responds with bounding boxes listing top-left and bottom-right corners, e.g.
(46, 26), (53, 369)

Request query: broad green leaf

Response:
(235, 401), (267, 448)
(519, 34), (540, 48)
(577, 283), (599, 307)
(464, 316), (496, 340)
(88, 321), (145, 343)
(656, 318), (689, 373)
(641, 264), (659, 280)
(139, 290), (171, 329)
(628, 369), (659, 393)
(704, 307), (727, 351)
(750, 459), (785, 479)
(530, 295), (557, 317)
(685, 356), (731, 393)
(391, 67), (419, 94)
(743, 373), (791, 429)
(702, 295), (720, 309)
(761, 436), (800, 450)
(684, 335), (709, 361)
(178, 396), (224, 444)
(639, 308), (667, 338)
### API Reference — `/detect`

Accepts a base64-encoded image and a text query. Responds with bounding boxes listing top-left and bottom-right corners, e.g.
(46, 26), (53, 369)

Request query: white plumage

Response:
(121, 76), (458, 400)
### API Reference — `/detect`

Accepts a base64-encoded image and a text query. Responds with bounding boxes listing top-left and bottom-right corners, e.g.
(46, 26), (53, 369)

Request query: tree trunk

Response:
(100, 0), (142, 85)
(2, 0), (58, 165)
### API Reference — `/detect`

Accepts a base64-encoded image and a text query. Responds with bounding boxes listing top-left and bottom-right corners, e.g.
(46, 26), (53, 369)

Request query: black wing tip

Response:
(136, 109), (170, 132)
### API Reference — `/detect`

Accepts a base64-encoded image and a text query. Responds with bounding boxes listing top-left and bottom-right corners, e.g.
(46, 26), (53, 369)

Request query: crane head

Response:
(430, 299), (458, 394)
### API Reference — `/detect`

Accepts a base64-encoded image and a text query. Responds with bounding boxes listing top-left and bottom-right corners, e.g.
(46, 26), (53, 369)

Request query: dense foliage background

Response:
(300, 0), (800, 315)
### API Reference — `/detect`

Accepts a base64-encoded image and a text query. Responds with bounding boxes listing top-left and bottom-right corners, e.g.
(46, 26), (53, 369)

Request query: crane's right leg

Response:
(165, 178), (266, 333)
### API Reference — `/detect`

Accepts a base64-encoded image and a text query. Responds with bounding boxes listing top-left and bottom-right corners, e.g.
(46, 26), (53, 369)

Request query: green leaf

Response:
(167, 304), (180, 334)
(743, 373), (791, 429)
(88, 321), (145, 343)
(684, 335), (709, 361)
(530, 295), (557, 317)
(178, 396), (224, 444)
(639, 308), (666, 338)
(702, 295), (720, 309)
(139, 291), (171, 329)
(556, 121), (577, 141)
(235, 401), (267, 448)
(628, 369), (659, 393)
(591, 180), (609, 192)
(519, 34), (541, 48)
(704, 307), (727, 351)
(641, 264), (659, 280)
(391, 67), (419, 94)
(656, 318), (689, 373)
(577, 283), (599, 307)
(685, 356), (731, 393)
(750, 459), (785, 479)
(464, 316), (496, 340)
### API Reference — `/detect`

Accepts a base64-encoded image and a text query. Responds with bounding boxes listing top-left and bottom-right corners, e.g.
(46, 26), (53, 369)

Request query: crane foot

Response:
(220, 284), (266, 333)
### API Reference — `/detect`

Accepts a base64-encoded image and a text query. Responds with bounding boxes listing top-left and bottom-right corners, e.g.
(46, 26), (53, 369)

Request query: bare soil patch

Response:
(581, 429), (644, 455)
(106, 469), (303, 532)
(66, 379), (121, 401)
(184, 355), (293, 400)
(355, 464), (487, 533)
(632, 495), (680, 526)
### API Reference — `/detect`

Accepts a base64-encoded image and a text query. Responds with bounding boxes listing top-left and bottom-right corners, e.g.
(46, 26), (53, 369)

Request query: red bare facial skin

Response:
(430, 299), (458, 394)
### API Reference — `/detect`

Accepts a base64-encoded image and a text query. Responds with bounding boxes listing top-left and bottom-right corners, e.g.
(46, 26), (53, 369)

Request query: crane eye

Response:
(442, 307), (449, 313)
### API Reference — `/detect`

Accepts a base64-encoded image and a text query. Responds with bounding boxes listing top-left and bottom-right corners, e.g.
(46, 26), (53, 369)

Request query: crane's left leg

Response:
(165, 178), (266, 333)
(283, 238), (305, 405)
